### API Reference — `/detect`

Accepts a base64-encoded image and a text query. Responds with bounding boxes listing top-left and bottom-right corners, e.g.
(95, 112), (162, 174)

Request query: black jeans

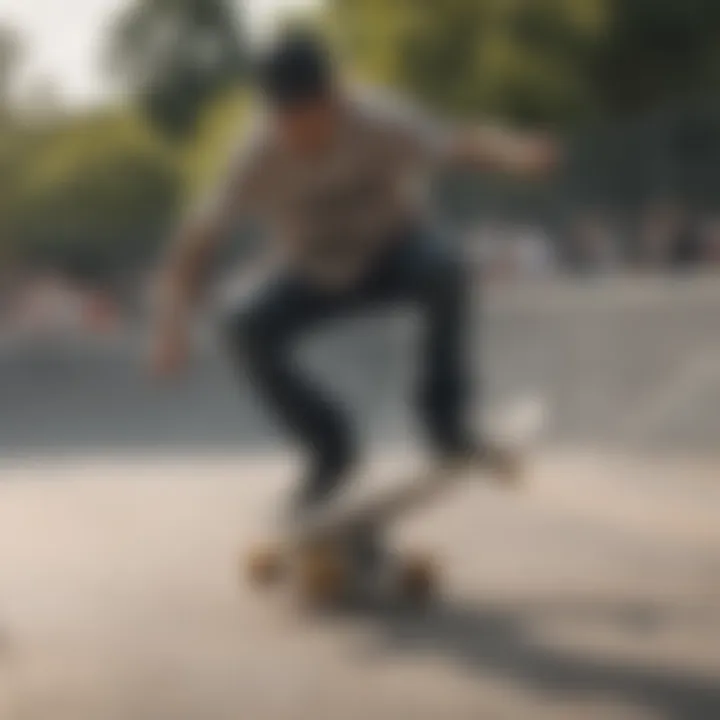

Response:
(226, 227), (475, 507)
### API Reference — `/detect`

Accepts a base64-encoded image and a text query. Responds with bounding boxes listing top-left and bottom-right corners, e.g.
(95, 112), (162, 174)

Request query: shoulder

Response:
(346, 85), (449, 150)
(346, 84), (426, 131)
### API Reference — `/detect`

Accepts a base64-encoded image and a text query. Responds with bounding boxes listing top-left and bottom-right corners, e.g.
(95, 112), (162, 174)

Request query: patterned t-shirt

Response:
(198, 88), (450, 284)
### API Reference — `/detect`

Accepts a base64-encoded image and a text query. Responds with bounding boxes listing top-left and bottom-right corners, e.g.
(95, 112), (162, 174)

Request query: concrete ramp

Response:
(1, 452), (719, 720)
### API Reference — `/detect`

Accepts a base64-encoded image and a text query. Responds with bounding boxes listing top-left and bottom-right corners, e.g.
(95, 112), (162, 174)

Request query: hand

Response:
(149, 322), (190, 379)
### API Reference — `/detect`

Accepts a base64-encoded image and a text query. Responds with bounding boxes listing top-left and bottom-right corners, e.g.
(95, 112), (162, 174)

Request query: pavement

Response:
(1, 451), (719, 720)
(2, 277), (720, 719)
(3, 276), (720, 456)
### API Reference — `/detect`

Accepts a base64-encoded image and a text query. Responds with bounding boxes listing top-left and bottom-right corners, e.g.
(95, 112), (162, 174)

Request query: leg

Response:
(225, 274), (356, 510)
(362, 229), (476, 457)
(414, 241), (473, 455)
(369, 230), (522, 478)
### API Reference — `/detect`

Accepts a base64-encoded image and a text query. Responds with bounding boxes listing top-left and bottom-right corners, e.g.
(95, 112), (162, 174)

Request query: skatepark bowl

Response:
(1, 277), (719, 720)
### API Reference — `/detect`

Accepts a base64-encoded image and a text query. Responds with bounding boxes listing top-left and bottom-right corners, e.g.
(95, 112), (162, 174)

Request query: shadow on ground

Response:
(321, 595), (720, 720)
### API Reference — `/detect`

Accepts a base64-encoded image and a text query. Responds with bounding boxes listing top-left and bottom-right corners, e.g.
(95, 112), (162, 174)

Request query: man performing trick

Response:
(151, 32), (558, 573)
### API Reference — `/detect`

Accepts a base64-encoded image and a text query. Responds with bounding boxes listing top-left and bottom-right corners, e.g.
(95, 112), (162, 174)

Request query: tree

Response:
(591, 0), (720, 116)
(4, 112), (181, 280)
(107, 0), (246, 138)
(328, 0), (607, 126)
(328, 0), (720, 127)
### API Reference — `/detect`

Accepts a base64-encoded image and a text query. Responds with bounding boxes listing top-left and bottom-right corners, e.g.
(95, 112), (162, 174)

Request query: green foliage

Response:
(0, 88), (253, 279)
(329, 0), (720, 126)
(107, 0), (246, 139)
(180, 88), (249, 204)
(592, 0), (720, 115)
(2, 112), (181, 279)
(4, 0), (720, 279)
(329, 0), (607, 125)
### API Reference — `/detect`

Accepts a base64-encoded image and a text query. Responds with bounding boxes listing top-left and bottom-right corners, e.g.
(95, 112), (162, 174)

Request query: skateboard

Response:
(244, 398), (546, 607)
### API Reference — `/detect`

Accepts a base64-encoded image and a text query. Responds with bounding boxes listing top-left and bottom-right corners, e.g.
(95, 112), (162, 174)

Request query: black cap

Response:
(255, 31), (334, 108)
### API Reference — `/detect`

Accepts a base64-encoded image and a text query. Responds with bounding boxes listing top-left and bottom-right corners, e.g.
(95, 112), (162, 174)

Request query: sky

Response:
(0, 0), (319, 105)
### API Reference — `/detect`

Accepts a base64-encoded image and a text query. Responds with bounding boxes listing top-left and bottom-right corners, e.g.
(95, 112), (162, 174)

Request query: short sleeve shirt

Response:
(198, 88), (451, 282)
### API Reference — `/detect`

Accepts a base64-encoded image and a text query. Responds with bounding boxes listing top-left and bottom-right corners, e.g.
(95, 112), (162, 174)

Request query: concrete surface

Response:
(2, 278), (720, 719)
(3, 277), (720, 456)
(1, 451), (719, 720)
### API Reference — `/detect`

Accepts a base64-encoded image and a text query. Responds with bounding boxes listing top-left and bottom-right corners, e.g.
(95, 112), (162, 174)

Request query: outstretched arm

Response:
(447, 122), (561, 178)
(378, 89), (561, 179)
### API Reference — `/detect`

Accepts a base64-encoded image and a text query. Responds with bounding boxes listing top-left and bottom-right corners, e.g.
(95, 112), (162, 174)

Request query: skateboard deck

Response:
(288, 461), (482, 545)
(288, 395), (545, 544)
(245, 397), (547, 605)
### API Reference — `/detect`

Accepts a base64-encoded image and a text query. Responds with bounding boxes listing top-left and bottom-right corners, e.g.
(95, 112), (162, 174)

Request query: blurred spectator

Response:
(512, 224), (557, 278)
(669, 208), (702, 270)
(638, 201), (676, 268)
(467, 221), (514, 280)
(467, 221), (557, 280)
(567, 212), (622, 275)
(5, 273), (121, 339)
(699, 217), (720, 268)
(638, 200), (702, 271)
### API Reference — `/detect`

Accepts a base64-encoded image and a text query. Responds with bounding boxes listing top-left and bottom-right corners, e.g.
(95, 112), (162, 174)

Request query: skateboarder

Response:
(151, 32), (557, 533)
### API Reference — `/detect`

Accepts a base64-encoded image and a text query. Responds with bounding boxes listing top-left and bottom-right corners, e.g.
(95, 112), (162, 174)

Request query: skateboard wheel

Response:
(246, 545), (285, 587)
(297, 545), (350, 607)
(398, 553), (437, 604)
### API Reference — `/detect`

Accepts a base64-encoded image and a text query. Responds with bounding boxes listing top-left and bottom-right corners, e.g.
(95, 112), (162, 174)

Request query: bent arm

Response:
(153, 212), (226, 336)
(445, 123), (560, 178)
(152, 131), (266, 338)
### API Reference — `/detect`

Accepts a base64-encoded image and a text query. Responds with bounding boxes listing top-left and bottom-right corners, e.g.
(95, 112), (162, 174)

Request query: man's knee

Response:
(224, 295), (281, 364)
(421, 245), (469, 305)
